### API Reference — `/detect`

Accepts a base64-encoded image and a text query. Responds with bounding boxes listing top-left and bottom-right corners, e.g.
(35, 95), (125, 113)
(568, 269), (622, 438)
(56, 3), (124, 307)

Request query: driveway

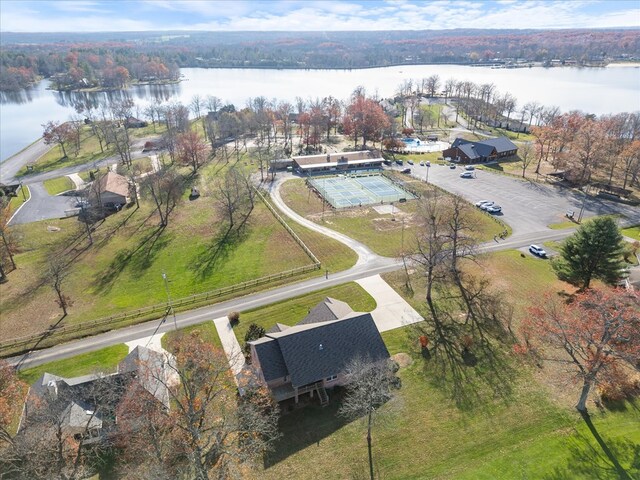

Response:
(396, 164), (640, 235)
(355, 274), (424, 332)
(9, 182), (78, 225)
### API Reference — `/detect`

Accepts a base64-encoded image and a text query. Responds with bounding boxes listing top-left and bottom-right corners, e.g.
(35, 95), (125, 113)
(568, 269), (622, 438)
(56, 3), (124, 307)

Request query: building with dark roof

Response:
(442, 136), (518, 164)
(20, 346), (172, 443)
(249, 298), (390, 404)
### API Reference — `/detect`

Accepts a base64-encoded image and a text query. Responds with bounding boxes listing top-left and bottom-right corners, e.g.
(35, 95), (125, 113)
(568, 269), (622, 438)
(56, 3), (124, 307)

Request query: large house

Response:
(292, 150), (384, 175)
(248, 298), (390, 405)
(20, 346), (173, 443)
(442, 137), (518, 164)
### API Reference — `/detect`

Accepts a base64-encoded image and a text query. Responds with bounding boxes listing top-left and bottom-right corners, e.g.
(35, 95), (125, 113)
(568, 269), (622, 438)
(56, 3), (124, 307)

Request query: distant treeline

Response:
(2, 28), (639, 91)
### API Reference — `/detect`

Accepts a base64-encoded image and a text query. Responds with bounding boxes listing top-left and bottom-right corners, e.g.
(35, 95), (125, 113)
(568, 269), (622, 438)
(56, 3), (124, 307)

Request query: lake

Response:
(1, 64), (639, 162)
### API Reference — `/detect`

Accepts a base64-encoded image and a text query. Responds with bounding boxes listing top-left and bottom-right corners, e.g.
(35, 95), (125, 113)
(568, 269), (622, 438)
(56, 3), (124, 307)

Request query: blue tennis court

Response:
(308, 174), (415, 209)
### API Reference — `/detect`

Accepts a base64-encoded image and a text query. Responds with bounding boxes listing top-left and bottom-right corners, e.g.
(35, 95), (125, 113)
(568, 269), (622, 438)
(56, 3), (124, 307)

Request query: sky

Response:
(1, 0), (639, 33)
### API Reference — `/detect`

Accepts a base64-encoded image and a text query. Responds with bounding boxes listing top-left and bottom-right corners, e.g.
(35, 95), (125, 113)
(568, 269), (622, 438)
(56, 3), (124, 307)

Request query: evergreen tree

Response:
(552, 217), (626, 289)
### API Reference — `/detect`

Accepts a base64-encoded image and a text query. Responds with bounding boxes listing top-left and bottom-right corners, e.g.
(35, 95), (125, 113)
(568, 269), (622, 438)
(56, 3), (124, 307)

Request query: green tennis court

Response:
(308, 174), (414, 208)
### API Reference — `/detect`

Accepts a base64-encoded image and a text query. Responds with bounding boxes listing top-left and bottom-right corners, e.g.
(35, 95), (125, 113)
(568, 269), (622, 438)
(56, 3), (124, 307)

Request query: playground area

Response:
(308, 174), (415, 209)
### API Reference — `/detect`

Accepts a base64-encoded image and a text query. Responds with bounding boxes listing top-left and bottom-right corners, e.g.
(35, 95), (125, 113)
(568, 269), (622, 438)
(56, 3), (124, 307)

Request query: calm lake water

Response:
(1, 64), (639, 161)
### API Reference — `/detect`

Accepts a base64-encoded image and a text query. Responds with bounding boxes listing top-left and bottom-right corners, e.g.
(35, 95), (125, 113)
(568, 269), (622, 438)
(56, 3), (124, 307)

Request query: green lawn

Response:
(6, 185), (30, 217)
(162, 321), (222, 351)
(280, 178), (505, 258)
(19, 127), (115, 177)
(622, 225), (640, 241)
(43, 176), (75, 195)
(18, 344), (129, 384)
(0, 187), (322, 341)
(233, 282), (376, 344)
(257, 250), (638, 480)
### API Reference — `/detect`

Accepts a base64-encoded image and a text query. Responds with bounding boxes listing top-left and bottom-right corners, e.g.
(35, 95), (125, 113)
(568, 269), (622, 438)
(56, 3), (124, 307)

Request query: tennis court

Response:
(309, 174), (415, 209)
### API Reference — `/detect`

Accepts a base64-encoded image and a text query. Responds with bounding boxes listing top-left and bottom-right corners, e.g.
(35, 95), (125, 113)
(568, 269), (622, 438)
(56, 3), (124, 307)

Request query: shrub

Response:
(228, 311), (240, 325)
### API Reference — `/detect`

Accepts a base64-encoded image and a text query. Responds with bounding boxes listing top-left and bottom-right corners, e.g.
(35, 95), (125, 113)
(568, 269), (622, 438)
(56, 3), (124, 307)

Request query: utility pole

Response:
(577, 184), (589, 223)
(425, 161), (431, 183)
(162, 272), (177, 330)
(19, 182), (26, 201)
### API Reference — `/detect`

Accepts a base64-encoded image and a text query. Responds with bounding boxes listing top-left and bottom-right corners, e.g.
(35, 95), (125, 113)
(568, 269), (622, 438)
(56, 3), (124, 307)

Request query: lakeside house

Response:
(248, 298), (390, 405)
(89, 171), (131, 207)
(442, 136), (518, 164)
(292, 150), (384, 175)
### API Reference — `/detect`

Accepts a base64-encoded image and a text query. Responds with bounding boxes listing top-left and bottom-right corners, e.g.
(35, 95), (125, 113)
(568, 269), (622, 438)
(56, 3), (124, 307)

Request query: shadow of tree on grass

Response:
(543, 412), (639, 480)
(92, 225), (170, 294)
(190, 224), (249, 280)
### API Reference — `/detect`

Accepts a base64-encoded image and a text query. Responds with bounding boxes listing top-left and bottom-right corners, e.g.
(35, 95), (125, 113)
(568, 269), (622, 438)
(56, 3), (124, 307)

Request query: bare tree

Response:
(47, 257), (73, 317)
(211, 167), (256, 234)
(117, 333), (280, 479)
(519, 141), (535, 178)
(339, 357), (400, 480)
(141, 167), (184, 228)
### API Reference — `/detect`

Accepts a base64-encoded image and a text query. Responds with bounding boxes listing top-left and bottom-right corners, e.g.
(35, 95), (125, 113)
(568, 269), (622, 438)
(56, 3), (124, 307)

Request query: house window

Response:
(326, 375), (337, 382)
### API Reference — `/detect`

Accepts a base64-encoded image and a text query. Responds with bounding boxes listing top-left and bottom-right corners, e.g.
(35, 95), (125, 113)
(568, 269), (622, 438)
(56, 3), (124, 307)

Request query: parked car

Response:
(465, 165), (475, 171)
(408, 160), (414, 165)
(75, 200), (89, 208)
(486, 205), (502, 214)
(460, 171), (474, 178)
(401, 168), (412, 174)
(419, 161), (425, 166)
(529, 245), (547, 257)
(395, 160), (403, 165)
(383, 160), (392, 166)
(449, 164), (456, 169)
(479, 202), (495, 210)
(426, 161), (431, 167)
(475, 200), (492, 207)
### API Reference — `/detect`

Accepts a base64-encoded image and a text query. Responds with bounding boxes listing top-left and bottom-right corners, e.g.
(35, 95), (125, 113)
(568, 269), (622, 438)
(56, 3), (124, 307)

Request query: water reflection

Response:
(0, 87), (39, 105)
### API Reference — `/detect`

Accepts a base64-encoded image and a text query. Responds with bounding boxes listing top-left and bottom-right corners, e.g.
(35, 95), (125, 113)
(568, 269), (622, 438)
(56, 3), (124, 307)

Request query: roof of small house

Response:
(93, 171), (130, 197)
(478, 136), (518, 153)
(449, 137), (517, 158)
(118, 345), (170, 407)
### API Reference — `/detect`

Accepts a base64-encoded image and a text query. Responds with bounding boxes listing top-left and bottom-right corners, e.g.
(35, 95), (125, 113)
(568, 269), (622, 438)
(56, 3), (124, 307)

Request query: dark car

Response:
(395, 160), (404, 165)
(401, 168), (412, 174)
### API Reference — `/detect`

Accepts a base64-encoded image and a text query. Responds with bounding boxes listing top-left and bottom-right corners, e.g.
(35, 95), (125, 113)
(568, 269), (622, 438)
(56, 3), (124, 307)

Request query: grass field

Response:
(233, 282), (376, 344)
(43, 176), (75, 195)
(18, 344), (129, 384)
(6, 185), (30, 217)
(0, 179), (327, 341)
(622, 225), (640, 241)
(162, 320), (223, 351)
(280, 177), (505, 257)
(254, 250), (638, 479)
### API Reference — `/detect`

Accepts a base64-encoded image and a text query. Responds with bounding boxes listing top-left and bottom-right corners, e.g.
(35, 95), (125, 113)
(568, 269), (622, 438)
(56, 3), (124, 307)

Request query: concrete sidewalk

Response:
(212, 317), (246, 384)
(66, 173), (85, 190)
(356, 274), (424, 332)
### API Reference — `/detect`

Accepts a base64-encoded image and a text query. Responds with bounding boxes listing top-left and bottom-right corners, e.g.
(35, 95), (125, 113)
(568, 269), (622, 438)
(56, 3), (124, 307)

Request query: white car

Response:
(480, 202), (495, 210)
(529, 245), (547, 257)
(486, 205), (502, 214)
(460, 171), (474, 178)
(419, 161), (425, 166)
(475, 200), (492, 207)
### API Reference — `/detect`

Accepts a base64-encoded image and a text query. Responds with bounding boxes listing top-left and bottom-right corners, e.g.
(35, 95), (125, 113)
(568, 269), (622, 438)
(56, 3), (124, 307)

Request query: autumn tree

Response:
(519, 141), (535, 178)
(552, 217), (626, 290)
(0, 202), (17, 280)
(522, 288), (640, 412)
(244, 323), (266, 356)
(4, 374), (120, 480)
(339, 357), (400, 480)
(342, 92), (390, 148)
(176, 130), (209, 174)
(0, 361), (26, 447)
(42, 121), (74, 158)
(117, 333), (279, 479)
(141, 167), (184, 228)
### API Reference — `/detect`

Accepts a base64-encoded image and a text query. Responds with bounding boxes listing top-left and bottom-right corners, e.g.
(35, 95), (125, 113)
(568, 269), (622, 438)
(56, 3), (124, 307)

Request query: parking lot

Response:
(395, 162), (640, 236)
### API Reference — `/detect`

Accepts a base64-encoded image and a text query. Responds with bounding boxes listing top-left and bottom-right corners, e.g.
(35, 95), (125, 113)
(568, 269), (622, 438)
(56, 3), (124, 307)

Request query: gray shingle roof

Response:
(251, 337), (288, 382)
(298, 297), (353, 326)
(259, 312), (390, 388)
(478, 136), (518, 154)
(118, 346), (170, 407)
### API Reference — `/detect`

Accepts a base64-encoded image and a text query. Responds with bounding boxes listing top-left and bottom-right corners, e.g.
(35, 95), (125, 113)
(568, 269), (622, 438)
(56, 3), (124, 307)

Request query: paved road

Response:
(396, 163), (640, 235)
(9, 182), (78, 225)
(0, 139), (50, 184)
